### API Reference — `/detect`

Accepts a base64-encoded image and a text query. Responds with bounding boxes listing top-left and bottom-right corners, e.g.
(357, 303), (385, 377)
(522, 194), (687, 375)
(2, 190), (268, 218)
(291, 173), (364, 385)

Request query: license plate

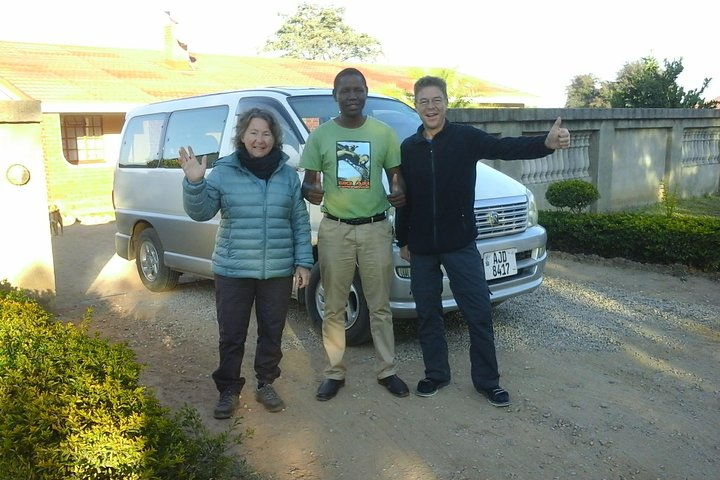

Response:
(483, 248), (517, 280)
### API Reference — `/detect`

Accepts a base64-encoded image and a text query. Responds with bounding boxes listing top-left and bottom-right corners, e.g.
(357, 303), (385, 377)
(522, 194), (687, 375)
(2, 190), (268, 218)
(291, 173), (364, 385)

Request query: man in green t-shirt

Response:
(300, 68), (409, 401)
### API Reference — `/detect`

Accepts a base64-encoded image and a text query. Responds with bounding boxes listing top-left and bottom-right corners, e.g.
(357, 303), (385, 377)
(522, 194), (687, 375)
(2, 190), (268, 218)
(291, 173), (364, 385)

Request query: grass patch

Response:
(624, 193), (720, 218)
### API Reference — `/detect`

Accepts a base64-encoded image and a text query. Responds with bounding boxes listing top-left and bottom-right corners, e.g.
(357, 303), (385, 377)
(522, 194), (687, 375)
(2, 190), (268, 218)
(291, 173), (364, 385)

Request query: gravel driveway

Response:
(52, 221), (719, 480)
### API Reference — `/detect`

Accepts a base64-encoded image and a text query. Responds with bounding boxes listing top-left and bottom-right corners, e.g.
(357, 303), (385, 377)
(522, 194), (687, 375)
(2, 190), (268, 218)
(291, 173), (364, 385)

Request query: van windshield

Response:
(287, 95), (421, 141)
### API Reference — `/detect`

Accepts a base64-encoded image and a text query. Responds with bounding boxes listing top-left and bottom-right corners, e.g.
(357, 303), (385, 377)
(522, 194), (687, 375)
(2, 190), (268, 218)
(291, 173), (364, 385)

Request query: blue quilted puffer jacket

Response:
(183, 149), (313, 279)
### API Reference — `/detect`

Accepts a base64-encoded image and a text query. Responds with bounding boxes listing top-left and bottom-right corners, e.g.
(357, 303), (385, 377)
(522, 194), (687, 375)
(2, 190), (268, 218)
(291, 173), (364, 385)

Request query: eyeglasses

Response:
(416, 97), (445, 108)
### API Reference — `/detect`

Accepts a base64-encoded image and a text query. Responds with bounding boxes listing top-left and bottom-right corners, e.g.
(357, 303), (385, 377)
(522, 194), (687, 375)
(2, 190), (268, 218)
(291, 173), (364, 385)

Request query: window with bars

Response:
(61, 115), (105, 164)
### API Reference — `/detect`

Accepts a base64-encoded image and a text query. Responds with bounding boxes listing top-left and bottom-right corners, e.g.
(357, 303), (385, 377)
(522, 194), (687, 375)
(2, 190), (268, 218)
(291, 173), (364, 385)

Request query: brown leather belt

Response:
(324, 212), (386, 225)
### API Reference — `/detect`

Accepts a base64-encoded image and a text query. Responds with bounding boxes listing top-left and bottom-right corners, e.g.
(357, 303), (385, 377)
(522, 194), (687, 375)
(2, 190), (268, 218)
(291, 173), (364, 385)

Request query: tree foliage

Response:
(609, 57), (715, 108)
(565, 56), (717, 108)
(263, 3), (382, 62)
(565, 74), (608, 108)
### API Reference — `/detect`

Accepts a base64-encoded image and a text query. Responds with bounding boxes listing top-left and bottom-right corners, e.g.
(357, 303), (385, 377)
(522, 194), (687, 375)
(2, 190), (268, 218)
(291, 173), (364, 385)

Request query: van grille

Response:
(475, 201), (528, 239)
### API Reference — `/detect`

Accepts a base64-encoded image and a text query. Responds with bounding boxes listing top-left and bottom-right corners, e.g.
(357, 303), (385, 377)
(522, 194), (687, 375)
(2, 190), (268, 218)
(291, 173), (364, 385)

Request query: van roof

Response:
(141, 86), (396, 106)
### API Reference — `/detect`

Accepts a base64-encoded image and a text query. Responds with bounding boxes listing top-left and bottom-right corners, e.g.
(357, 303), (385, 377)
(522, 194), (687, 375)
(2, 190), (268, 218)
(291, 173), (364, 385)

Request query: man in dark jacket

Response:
(396, 76), (570, 406)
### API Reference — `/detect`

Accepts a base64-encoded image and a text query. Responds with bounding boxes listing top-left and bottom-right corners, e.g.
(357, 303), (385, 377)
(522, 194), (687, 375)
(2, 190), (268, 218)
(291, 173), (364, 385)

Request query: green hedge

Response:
(539, 211), (720, 272)
(0, 283), (251, 480)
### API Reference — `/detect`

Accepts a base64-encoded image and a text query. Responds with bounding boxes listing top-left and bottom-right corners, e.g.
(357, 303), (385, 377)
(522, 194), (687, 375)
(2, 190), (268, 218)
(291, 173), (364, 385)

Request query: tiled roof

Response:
(0, 40), (528, 106)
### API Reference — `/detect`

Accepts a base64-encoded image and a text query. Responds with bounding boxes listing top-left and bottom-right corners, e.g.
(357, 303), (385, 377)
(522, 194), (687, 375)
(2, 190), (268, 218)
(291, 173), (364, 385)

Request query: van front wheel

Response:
(135, 228), (180, 292)
(305, 263), (371, 346)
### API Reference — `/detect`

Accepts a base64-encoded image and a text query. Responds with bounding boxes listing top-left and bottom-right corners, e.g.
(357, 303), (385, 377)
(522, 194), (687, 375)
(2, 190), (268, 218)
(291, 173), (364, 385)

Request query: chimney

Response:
(163, 11), (195, 69)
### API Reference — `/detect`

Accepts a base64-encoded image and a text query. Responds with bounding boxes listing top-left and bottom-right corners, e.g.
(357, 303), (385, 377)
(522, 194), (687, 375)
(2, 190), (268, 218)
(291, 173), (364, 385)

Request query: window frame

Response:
(61, 114), (106, 165)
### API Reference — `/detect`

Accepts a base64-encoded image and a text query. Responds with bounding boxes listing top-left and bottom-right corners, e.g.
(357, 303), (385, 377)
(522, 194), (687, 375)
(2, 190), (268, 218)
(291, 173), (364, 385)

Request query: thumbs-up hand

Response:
(544, 117), (571, 150)
(302, 171), (325, 205)
(386, 169), (406, 208)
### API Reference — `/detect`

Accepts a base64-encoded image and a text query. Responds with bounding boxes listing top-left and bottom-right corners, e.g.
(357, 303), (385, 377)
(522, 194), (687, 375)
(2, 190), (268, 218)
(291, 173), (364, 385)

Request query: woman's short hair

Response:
(233, 107), (283, 151)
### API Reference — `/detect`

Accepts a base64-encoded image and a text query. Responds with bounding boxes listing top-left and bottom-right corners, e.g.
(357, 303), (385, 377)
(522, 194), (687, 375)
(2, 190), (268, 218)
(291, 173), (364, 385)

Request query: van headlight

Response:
(527, 189), (539, 226)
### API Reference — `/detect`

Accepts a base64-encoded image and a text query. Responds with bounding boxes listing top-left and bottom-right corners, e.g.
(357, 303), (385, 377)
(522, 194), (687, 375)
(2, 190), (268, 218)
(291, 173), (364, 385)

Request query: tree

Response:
(564, 56), (717, 108)
(565, 74), (608, 108)
(263, 3), (382, 62)
(610, 57), (716, 108)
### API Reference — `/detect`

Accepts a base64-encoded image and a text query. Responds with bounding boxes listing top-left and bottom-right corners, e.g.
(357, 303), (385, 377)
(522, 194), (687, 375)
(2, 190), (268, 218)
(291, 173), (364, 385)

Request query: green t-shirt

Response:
(300, 116), (401, 219)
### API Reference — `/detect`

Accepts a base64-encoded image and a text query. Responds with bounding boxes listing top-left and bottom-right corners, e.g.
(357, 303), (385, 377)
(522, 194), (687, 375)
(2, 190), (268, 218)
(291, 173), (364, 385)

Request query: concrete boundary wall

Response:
(447, 108), (720, 212)
(0, 100), (55, 303)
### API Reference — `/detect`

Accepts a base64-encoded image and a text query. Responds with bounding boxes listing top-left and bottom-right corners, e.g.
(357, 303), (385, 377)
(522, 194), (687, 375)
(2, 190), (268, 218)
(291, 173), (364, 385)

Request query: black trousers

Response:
(212, 274), (293, 394)
(410, 242), (500, 391)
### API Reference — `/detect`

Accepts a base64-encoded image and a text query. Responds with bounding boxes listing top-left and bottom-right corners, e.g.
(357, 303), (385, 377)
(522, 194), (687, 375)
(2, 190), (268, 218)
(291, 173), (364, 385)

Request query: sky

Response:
(2, 0), (719, 107)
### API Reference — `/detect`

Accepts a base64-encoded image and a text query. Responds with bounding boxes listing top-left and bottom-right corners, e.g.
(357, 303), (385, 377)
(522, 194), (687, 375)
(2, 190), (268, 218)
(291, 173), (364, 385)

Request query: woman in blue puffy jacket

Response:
(179, 108), (313, 418)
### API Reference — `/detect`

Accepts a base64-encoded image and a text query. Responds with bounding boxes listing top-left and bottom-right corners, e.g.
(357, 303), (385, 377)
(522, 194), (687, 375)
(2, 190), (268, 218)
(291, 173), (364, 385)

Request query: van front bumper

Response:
(388, 225), (547, 319)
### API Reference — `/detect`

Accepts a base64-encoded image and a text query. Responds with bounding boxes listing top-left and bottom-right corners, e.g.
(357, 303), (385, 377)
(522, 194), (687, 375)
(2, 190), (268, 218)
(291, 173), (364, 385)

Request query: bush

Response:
(539, 211), (720, 271)
(545, 179), (600, 213)
(0, 282), (253, 480)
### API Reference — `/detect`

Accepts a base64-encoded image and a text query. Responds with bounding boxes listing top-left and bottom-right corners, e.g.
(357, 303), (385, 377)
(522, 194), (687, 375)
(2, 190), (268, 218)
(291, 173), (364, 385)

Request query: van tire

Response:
(135, 228), (180, 292)
(305, 263), (371, 346)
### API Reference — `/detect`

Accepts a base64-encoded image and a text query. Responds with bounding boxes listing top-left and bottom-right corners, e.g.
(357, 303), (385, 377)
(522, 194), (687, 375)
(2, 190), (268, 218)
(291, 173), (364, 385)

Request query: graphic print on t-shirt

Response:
(336, 141), (370, 189)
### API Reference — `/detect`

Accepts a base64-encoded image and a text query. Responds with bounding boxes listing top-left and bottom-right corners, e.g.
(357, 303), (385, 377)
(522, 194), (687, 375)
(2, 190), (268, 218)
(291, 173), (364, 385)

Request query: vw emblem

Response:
(487, 211), (500, 226)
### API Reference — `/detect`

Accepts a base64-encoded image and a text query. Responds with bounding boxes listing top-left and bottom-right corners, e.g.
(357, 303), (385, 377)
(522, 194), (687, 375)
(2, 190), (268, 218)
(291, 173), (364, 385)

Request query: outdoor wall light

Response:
(6, 163), (31, 186)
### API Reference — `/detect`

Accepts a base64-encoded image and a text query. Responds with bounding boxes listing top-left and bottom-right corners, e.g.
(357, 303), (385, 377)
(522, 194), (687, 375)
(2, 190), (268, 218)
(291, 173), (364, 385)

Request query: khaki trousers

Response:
(318, 217), (397, 379)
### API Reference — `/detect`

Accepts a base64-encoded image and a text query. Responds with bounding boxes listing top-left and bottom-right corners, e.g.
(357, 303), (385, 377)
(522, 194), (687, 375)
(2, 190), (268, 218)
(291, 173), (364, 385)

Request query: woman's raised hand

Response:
(178, 146), (207, 182)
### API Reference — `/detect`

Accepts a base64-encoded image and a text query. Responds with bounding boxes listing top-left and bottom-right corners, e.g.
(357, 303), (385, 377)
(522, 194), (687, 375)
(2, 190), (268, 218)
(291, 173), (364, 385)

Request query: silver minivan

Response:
(113, 87), (547, 345)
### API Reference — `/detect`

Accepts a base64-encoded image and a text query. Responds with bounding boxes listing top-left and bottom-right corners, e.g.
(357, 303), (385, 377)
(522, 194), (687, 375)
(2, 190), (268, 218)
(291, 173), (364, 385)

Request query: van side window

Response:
(118, 113), (165, 168)
(286, 95), (340, 133)
(162, 106), (228, 169)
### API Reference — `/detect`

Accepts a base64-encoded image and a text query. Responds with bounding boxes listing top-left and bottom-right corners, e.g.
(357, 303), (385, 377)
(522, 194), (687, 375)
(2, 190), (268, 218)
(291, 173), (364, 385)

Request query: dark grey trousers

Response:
(212, 274), (293, 394)
(410, 242), (500, 391)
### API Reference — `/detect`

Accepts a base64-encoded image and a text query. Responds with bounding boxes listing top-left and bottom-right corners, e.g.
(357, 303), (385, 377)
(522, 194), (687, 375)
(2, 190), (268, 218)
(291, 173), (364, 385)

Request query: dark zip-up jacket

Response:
(396, 120), (553, 255)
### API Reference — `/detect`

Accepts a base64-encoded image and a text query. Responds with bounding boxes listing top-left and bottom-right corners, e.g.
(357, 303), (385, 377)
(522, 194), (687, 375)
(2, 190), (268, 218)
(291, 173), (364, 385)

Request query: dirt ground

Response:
(50, 221), (719, 480)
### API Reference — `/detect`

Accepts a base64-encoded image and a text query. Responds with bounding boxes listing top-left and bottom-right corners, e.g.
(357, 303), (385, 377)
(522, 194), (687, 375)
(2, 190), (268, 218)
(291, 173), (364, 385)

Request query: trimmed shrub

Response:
(539, 211), (720, 271)
(0, 282), (252, 480)
(545, 179), (600, 213)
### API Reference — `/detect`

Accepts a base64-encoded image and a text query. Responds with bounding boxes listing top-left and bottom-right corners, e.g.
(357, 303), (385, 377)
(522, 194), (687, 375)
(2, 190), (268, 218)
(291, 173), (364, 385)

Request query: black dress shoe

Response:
(316, 378), (345, 401)
(378, 374), (409, 397)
